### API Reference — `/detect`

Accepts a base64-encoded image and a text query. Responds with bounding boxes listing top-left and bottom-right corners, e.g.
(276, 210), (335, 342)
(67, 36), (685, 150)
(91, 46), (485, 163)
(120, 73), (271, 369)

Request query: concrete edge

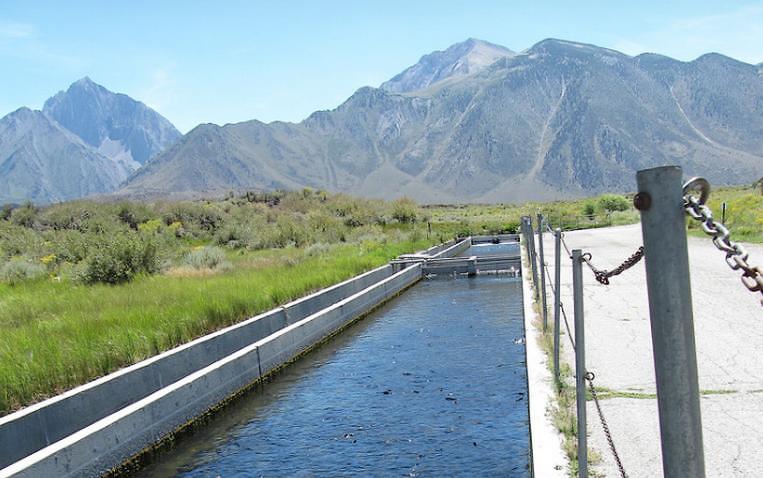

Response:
(431, 237), (471, 258)
(280, 264), (391, 310)
(521, 241), (568, 478)
(0, 264), (423, 478)
(0, 306), (281, 426)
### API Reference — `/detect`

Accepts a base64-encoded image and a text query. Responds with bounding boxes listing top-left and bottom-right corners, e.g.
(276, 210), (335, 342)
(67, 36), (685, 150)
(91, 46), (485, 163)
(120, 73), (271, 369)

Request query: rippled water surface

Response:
(137, 275), (529, 477)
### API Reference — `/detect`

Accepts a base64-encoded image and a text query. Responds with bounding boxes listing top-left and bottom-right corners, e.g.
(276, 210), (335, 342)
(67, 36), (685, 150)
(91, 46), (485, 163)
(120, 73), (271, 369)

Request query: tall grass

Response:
(0, 239), (430, 415)
(687, 185), (763, 243)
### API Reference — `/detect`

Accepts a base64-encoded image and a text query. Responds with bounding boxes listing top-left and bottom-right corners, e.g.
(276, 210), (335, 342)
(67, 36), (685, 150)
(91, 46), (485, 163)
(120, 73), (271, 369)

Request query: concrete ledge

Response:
(3, 342), (264, 478)
(0, 264), (422, 478)
(282, 265), (392, 324)
(423, 238), (457, 257)
(0, 264), (393, 469)
(521, 242), (567, 477)
(0, 307), (287, 469)
(430, 237), (470, 258)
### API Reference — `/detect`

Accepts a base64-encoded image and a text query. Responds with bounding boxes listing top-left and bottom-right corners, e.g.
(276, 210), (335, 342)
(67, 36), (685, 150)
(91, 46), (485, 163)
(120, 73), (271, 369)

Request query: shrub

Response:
(214, 224), (250, 248)
(183, 246), (230, 270)
(598, 194), (631, 212)
(391, 198), (418, 224)
(10, 202), (38, 228)
(582, 202), (596, 218)
(0, 258), (46, 285)
(81, 235), (159, 284)
(0, 204), (12, 221)
(138, 219), (163, 234)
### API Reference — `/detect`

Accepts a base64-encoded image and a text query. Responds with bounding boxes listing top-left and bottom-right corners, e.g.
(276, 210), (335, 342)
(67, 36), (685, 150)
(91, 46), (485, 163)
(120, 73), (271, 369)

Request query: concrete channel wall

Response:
(2, 264), (423, 478)
(0, 247), (442, 478)
(430, 238), (470, 258)
(0, 264), (394, 470)
(0, 238), (471, 477)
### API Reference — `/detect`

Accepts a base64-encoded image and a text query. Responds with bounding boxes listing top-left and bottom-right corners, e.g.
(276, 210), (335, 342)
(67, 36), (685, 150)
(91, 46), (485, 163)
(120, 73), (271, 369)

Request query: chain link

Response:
(682, 177), (763, 306)
(580, 247), (645, 285)
(585, 372), (628, 478)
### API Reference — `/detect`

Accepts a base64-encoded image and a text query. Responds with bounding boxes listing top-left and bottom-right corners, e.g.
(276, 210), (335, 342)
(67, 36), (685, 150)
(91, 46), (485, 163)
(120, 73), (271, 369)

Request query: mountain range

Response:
(0, 78), (180, 204)
(3, 38), (763, 204)
(120, 38), (763, 203)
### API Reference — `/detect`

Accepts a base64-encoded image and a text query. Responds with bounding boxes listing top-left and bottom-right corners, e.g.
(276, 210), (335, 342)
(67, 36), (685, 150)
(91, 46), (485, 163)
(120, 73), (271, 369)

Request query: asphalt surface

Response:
(540, 223), (763, 477)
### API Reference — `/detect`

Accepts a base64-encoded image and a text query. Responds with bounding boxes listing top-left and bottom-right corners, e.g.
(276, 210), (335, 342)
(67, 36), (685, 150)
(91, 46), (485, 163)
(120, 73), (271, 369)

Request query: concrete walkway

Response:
(540, 223), (763, 477)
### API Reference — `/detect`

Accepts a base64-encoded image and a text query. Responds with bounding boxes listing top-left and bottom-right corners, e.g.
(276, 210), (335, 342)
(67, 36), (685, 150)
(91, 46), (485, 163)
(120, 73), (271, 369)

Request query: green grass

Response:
(425, 196), (639, 238)
(686, 184), (763, 243)
(0, 239), (430, 415)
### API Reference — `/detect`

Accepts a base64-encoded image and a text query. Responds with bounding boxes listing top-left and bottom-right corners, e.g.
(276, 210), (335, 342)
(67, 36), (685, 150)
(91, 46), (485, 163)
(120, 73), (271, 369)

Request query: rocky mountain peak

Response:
(42, 78), (181, 167)
(380, 38), (514, 93)
(1, 79), (182, 204)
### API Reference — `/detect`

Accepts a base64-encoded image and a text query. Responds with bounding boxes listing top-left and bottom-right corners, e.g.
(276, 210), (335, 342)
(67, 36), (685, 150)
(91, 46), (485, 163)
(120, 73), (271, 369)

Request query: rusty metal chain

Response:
(585, 372), (628, 478)
(682, 177), (763, 306)
(580, 247), (644, 285)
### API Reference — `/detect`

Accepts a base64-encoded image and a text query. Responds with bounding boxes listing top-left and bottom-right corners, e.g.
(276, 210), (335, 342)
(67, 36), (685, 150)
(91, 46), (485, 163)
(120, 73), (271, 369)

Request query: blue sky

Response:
(2, 1), (762, 132)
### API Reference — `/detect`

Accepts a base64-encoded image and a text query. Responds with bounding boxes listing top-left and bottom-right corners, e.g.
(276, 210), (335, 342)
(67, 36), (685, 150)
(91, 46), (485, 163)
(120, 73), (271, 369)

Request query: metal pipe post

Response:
(553, 228), (562, 385)
(537, 214), (548, 331)
(528, 217), (539, 300)
(571, 249), (587, 478)
(521, 216), (532, 274)
(636, 166), (705, 478)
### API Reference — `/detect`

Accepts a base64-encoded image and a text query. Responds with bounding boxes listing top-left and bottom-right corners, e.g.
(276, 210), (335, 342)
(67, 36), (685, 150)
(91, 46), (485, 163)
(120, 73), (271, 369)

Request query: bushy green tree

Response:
(597, 194), (631, 212)
(582, 202), (596, 218)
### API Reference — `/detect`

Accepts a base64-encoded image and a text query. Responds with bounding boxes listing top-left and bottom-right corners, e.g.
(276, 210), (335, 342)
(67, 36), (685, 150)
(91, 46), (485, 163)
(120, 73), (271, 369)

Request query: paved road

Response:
(540, 224), (763, 477)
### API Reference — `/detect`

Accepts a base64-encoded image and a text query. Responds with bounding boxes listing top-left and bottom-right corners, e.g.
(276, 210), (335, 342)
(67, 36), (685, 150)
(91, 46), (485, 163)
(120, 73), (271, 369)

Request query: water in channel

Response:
(459, 241), (520, 257)
(136, 274), (529, 477)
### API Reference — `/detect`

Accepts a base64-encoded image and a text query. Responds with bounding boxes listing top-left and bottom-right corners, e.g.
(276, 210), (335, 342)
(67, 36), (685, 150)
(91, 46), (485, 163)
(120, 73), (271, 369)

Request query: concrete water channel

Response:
(0, 237), (533, 477)
(137, 240), (528, 477)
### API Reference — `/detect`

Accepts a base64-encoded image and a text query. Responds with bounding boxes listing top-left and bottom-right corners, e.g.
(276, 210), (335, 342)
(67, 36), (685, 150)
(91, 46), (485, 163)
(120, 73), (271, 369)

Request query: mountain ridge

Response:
(0, 78), (181, 204)
(121, 38), (763, 203)
(0, 107), (124, 204)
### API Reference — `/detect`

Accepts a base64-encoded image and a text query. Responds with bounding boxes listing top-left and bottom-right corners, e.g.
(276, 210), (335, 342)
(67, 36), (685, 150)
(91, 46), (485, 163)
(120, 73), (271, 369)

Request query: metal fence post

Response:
(553, 228), (562, 385)
(572, 249), (586, 478)
(521, 216), (531, 276)
(527, 217), (539, 300)
(636, 166), (705, 478)
(537, 214), (548, 331)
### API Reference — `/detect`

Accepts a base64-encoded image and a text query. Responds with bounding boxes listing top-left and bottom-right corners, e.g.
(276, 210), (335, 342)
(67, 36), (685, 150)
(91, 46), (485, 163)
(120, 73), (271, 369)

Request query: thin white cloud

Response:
(0, 19), (86, 70)
(0, 21), (36, 39)
(137, 66), (177, 116)
(613, 3), (763, 64)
